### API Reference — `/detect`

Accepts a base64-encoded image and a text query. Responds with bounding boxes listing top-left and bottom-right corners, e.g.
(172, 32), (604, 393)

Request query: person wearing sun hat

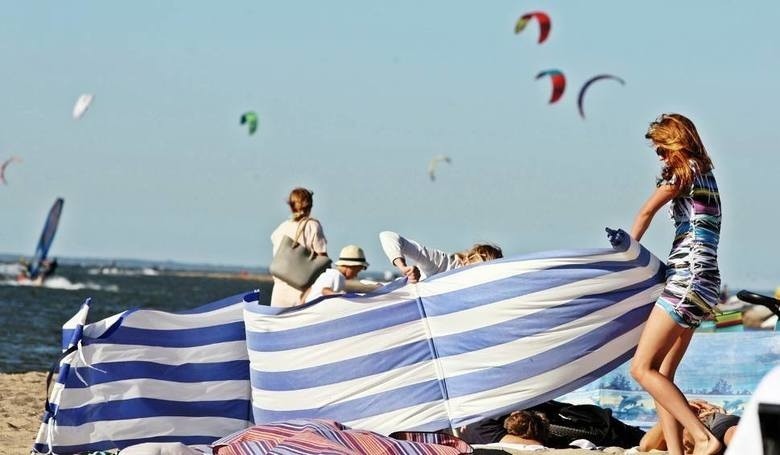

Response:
(301, 245), (369, 304)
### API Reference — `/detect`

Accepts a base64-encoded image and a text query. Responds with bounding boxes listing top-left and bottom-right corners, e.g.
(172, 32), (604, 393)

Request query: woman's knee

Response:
(630, 360), (651, 383)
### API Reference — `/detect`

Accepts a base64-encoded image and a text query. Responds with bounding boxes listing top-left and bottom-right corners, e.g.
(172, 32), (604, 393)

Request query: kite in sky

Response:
(72, 94), (94, 120)
(514, 12), (551, 44)
(0, 156), (22, 185)
(240, 112), (259, 135)
(535, 69), (566, 104)
(428, 154), (451, 181)
(577, 74), (626, 119)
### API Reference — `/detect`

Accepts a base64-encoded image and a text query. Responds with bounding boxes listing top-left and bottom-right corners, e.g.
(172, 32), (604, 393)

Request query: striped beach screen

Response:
(34, 228), (664, 453)
(33, 293), (253, 454)
(244, 228), (665, 435)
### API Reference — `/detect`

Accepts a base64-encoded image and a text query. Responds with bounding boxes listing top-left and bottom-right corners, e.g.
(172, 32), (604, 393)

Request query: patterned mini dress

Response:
(656, 161), (722, 328)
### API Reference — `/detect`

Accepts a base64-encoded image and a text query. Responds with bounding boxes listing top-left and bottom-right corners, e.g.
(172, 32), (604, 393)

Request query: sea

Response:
(0, 261), (273, 373)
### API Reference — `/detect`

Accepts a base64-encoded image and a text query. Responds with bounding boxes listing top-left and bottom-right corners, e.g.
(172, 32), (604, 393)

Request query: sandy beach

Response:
(1, 372), (667, 455)
(1, 372), (47, 454)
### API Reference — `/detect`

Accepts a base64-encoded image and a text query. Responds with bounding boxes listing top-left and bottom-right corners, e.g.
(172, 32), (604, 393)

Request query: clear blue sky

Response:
(1, 1), (778, 290)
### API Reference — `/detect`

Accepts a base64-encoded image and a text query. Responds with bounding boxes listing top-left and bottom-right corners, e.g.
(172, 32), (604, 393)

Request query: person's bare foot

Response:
(692, 432), (722, 455)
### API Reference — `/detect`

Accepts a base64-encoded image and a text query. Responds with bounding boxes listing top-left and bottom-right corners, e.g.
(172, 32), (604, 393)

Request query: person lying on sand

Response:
(640, 399), (739, 454)
(500, 410), (549, 448)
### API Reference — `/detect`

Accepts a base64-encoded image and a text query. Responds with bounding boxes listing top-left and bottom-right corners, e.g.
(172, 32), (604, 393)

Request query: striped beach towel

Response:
(211, 419), (471, 454)
(33, 293), (253, 454)
(244, 228), (665, 434)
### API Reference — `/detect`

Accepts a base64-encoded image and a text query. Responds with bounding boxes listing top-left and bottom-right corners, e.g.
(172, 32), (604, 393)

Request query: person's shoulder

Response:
(271, 219), (293, 237)
(323, 268), (341, 278)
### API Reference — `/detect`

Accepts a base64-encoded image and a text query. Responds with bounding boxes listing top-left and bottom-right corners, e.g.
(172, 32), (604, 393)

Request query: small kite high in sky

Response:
(240, 112), (259, 135)
(577, 74), (626, 119)
(72, 94), (94, 120)
(0, 156), (22, 185)
(428, 154), (451, 181)
(535, 69), (566, 104)
(514, 11), (551, 44)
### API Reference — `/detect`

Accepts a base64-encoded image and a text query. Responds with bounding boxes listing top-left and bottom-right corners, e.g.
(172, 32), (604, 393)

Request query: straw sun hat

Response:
(334, 245), (369, 269)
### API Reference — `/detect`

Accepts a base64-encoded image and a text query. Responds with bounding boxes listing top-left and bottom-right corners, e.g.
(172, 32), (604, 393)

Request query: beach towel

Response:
(244, 228), (665, 434)
(211, 419), (471, 454)
(33, 293), (253, 454)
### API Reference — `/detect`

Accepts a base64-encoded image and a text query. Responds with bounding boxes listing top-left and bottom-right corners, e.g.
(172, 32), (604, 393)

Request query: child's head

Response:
(334, 245), (368, 280)
(503, 410), (549, 444)
(645, 113), (713, 189)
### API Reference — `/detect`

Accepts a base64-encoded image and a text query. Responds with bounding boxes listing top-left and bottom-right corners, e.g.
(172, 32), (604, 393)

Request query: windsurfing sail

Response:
(27, 198), (64, 280)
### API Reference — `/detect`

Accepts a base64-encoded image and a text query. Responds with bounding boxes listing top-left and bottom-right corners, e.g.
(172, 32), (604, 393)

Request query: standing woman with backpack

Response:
(629, 114), (723, 455)
(270, 187), (328, 307)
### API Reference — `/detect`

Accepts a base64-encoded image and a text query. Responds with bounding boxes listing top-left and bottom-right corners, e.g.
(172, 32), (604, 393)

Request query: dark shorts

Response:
(704, 413), (740, 442)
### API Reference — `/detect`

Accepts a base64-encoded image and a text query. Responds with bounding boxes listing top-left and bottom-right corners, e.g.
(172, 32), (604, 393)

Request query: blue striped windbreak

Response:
(34, 228), (664, 453)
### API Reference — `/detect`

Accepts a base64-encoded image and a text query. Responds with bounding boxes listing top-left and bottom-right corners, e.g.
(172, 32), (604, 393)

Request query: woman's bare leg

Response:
(654, 328), (695, 454)
(630, 306), (721, 455)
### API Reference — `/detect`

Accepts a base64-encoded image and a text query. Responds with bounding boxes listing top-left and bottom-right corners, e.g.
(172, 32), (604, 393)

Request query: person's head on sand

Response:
(645, 113), (713, 191)
(455, 244), (503, 266)
(334, 245), (369, 280)
(503, 410), (549, 445)
(287, 187), (314, 221)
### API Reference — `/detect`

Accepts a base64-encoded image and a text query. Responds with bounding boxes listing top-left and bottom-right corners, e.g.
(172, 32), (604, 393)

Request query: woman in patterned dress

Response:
(629, 114), (723, 455)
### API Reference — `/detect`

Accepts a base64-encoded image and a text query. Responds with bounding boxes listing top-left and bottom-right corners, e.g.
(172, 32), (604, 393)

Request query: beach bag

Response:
(269, 218), (331, 291)
(546, 403), (643, 448)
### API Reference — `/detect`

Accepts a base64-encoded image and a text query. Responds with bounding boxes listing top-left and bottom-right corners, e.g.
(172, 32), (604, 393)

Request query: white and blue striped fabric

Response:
(244, 228), (665, 435)
(34, 229), (664, 453)
(33, 293), (253, 454)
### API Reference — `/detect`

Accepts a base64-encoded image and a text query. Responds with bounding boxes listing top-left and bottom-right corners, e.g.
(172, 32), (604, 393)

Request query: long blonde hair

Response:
(456, 243), (503, 265)
(287, 187), (314, 221)
(645, 113), (713, 191)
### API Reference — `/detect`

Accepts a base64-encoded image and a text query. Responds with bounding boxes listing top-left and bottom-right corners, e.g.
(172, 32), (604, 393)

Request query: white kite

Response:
(428, 154), (451, 181)
(72, 94), (94, 119)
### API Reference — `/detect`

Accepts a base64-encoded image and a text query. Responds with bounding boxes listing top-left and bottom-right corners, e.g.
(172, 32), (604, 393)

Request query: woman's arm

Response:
(630, 184), (678, 241)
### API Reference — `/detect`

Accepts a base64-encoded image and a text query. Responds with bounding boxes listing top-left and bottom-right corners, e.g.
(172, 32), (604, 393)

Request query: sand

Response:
(1, 372), (47, 454)
(1, 372), (667, 455)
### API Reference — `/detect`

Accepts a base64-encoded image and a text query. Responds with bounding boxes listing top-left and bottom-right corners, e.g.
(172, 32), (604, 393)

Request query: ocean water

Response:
(0, 263), (272, 373)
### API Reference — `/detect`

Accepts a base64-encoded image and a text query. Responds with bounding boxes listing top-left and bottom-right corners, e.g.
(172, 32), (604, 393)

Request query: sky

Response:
(1, 1), (778, 290)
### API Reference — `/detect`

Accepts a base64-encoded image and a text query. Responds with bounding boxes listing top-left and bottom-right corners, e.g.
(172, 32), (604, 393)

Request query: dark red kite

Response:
(515, 12), (551, 44)
(535, 69), (566, 104)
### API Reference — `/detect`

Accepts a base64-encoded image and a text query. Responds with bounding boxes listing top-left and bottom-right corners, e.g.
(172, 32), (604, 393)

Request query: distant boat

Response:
(18, 198), (64, 284)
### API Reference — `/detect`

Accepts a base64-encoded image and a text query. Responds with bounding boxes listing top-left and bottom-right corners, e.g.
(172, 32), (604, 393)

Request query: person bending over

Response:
(379, 231), (502, 283)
